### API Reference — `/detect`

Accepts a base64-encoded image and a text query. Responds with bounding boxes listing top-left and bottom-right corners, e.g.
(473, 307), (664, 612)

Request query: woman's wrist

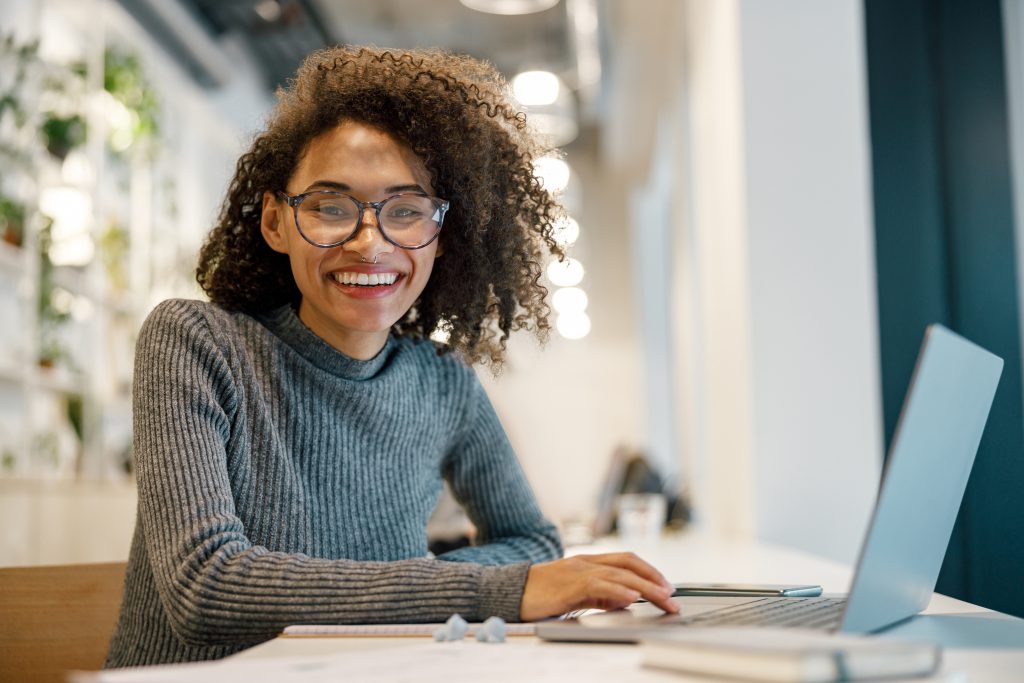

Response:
(477, 562), (532, 623)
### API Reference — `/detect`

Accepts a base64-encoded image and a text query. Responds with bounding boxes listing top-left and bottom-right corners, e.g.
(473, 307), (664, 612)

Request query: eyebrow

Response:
(302, 180), (428, 195)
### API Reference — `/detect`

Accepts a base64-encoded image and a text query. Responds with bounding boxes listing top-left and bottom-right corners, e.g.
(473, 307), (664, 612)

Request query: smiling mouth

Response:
(330, 272), (401, 287)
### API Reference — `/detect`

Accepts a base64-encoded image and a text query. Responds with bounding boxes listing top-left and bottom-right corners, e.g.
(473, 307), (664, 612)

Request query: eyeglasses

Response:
(276, 190), (449, 249)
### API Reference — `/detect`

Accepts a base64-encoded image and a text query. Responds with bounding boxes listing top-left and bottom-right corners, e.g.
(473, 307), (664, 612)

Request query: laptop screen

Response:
(839, 325), (1002, 633)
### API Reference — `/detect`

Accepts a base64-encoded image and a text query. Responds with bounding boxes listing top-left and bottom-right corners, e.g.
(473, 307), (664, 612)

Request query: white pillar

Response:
(677, 0), (883, 563)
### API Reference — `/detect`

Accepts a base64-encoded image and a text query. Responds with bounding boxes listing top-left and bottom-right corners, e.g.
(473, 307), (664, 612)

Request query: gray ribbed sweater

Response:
(104, 299), (562, 668)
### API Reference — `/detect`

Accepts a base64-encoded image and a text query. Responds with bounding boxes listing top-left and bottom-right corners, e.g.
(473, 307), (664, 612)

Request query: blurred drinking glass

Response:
(616, 493), (666, 545)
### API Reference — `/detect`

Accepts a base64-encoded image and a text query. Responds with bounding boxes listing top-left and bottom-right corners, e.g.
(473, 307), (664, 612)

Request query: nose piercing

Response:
(360, 254), (379, 264)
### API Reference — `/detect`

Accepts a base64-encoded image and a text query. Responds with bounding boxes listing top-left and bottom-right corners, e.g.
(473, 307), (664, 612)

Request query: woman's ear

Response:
(260, 191), (289, 254)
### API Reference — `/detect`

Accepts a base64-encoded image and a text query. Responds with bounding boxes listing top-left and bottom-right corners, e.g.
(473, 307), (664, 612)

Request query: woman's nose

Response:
(344, 207), (393, 255)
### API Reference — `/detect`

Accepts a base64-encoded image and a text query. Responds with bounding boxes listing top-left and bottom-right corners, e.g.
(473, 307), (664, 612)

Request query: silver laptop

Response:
(537, 324), (1003, 642)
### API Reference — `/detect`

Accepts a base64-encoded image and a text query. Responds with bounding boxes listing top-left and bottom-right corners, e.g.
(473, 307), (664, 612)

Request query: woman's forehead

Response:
(292, 121), (432, 193)
(288, 120), (432, 192)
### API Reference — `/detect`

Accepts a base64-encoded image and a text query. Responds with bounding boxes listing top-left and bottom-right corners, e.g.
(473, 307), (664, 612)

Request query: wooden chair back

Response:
(0, 562), (127, 683)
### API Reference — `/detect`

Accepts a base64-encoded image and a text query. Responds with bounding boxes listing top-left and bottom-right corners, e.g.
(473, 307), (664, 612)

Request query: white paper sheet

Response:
(72, 639), (965, 683)
(73, 641), (665, 683)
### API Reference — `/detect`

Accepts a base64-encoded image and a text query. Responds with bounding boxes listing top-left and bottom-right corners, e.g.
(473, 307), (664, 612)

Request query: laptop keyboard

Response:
(671, 597), (847, 630)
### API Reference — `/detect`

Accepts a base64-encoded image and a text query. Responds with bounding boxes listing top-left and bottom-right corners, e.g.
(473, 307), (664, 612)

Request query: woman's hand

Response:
(519, 552), (680, 621)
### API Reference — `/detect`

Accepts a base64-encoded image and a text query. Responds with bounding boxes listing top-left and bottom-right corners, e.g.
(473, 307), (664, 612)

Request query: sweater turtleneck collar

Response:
(257, 304), (394, 380)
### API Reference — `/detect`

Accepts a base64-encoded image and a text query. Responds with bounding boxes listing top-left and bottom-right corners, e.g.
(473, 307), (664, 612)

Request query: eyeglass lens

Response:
(296, 192), (443, 248)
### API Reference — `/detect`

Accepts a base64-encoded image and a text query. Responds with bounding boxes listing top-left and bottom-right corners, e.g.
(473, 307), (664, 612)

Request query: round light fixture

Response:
(513, 70), (578, 146)
(460, 0), (560, 15)
(254, 0), (282, 22)
(552, 216), (580, 247)
(552, 286), (588, 314)
(557, 311), (591, 340)
(512, 70), (560, 106)
(534, 157), (571, 193)
(547, 257), (584, 287)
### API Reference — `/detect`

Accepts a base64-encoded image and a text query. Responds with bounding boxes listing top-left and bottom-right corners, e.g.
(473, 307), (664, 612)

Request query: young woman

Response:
(106, 46), (677, 668)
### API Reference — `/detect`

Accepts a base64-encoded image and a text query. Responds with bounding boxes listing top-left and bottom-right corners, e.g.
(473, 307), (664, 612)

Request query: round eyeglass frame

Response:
(276, 190), (449, 250)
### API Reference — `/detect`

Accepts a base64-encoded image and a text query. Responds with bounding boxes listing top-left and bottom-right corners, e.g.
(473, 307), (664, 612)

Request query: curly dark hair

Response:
(196, 45), (565, 367)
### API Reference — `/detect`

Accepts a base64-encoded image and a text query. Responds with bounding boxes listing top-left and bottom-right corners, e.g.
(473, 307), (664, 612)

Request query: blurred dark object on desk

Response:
(593, 446), (691, 538)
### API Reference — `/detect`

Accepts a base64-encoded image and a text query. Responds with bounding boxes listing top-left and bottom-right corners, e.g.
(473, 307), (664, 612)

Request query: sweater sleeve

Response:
(132, 301), (527, 645)
(436, 370), (564, 566)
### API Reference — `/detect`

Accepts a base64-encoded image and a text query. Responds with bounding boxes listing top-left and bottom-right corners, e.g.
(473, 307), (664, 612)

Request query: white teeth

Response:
(332, 272), (398, 286)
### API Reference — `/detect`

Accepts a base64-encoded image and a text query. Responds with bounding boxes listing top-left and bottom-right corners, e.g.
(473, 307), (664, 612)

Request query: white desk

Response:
(230, 532), (1024, 682)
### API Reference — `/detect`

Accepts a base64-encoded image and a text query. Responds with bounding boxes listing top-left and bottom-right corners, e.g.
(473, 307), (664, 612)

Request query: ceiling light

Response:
(552, 286), (588, 314)
(513, 71), (560, 106)
(524, 74), (581, 147)
(518, 72), (579, 146)
(547, 257), (584, 287)
(254, 0), (282, 22)
(534, 157), (571, 193)
(460, 0), (560, 15)
(552, 216), (579, 246)
(556, 311), (591, 340)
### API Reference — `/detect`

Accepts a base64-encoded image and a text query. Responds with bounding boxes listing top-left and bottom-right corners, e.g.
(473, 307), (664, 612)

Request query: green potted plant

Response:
(104, 47), (159, 154)
(36, 217), (71, 368)
(0, 34), (39, 130)
(0, 35), (39, 170)
(0, 197), (25, 247)
(41, 113), (87, 160)
(99, 218), (130, 291)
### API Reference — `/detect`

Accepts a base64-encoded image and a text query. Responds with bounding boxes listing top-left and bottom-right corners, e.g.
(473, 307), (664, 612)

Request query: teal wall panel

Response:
(865, 0), (1024, 618)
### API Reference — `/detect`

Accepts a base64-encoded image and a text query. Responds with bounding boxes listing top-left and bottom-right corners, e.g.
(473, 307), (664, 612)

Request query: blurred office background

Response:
(0, 0), (1021, 619)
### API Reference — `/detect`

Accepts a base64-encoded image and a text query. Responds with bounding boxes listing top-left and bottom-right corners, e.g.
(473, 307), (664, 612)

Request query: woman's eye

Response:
(315, 204), (351, 219)
(387, 205), (425, 219)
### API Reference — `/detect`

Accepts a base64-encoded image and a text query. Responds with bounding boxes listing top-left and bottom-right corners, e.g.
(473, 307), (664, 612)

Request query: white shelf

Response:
(51, 265), (89, 296)
(0, 6), (243, 491)
(0, 366), (23, 386)
(30, 367), (85, 395)
(0, 241), (24, 273)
